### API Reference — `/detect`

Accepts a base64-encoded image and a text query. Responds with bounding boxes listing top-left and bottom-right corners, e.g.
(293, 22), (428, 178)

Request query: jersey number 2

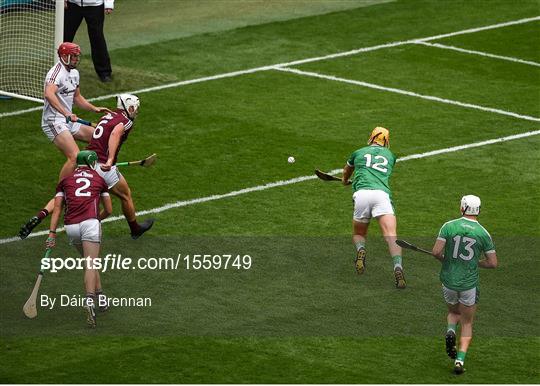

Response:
(363, 154), (388, 172)
(451, 235), (476, 261)
(75, 178), (91, 197)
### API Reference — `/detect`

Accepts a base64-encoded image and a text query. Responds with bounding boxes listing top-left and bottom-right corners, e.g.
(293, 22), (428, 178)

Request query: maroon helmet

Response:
(57, 42), (81, 69)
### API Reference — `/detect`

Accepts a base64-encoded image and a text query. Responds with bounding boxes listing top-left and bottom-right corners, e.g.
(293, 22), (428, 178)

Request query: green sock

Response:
(355, 241), (365, 251)
(392, 255), (402, 269)
(456, 351), (466, 362)
(447, 323), (457, 333)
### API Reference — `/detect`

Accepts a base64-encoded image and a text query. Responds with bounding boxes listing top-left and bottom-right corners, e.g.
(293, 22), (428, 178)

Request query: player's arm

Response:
(98, 194), (113, 221)
(432, 239), (446, 262)
(73, 87), (111, 115)
(44, 83), (74, 120)
(100, 123), (125, 171)
(342, 164), (354, 185)
(479, 251), (498, 268)
(46, 196), (64, 249)
(342, 152), (356, 186)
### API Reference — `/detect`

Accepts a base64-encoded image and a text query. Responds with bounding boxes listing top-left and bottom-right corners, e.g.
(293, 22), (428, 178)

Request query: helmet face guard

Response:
(368, 126), (390, 147)
(117, 93), (140, 120)
(461, 195), (481, 216)
(76, 150), (98, 170)
(58, 42), (81, 69)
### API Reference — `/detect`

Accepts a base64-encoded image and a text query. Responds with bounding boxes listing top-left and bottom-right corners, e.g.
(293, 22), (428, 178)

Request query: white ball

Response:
(287, 156), (295, 164)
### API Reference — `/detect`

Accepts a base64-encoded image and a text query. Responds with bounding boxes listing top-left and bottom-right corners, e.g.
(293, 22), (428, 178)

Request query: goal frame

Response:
(0, 0), (64, 103)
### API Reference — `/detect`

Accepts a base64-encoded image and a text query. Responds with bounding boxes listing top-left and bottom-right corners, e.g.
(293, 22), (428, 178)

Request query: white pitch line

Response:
(415, 15), (540, 42)
(326, 129), (540, 176)
(415, 41), (540, 67)
(1, 15), (538, 119)
(2, 129), (539, 245)
(275, 67), (540, 122)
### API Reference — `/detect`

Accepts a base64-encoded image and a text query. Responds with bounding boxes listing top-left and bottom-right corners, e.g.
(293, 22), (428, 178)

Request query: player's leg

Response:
(352, 190), (371, 274)
(65, 222), (96, 327)
(95, 270), (108, 313)
(442, 285), (461, 359)
(378, 214), (405, 289)
(19, 130), (78, 238)
(83, 4), (112, 80)
(453, 289), (478, 374)
(81, 240), (100, 328)
(372, 190), (404, 288)
(73, 123), (95, 143)
(110, 173), (154, 239)
(80, 219), (103, 327)
(446, 304), (460, 359)
(353, 220), (369, 274)
(53, 129), (80, 181)
(63, 1), (84, 42)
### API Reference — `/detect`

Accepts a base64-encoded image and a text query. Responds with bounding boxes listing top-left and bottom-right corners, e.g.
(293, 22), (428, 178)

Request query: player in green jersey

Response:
(342, 127), (406, 289)
(431, 195), (498, 374)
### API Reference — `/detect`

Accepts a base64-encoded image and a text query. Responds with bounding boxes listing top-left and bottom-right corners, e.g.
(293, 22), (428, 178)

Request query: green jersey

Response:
(438, 217), (495, 291)
(347, 145), (396, 196)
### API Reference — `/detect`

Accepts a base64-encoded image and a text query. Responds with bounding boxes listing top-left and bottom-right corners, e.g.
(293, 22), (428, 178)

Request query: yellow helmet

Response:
(367, 126), (390, 147)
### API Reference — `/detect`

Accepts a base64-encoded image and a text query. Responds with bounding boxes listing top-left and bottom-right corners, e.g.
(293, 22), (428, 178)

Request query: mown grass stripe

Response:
(2, 129), (538, 245)
(1, 16), (538, 118)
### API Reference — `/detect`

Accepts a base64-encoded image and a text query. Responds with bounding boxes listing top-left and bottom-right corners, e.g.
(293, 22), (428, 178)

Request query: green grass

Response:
(2, 337), (538, 383)
(0, 0), (539, 383)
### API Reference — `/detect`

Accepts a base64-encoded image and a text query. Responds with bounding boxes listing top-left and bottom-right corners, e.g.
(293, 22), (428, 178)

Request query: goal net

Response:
(0, 0), (63, 102)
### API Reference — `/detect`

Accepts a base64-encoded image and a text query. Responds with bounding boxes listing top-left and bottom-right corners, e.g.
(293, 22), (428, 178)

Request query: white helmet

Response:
(461, 195), (481, 216)
(117, 94), (140, 119)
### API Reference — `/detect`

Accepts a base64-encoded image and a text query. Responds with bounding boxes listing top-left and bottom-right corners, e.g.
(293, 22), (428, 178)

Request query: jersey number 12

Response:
(363, 154), (388, 173)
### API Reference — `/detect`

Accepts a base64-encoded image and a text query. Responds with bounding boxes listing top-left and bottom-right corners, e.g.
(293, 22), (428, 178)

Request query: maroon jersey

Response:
(56, 167), (109, 225)
(86, 109), (133, 164)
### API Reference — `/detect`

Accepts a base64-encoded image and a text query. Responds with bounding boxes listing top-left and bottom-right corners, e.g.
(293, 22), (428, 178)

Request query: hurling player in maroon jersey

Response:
(19, 94), (153, 241)
(46, 150), (112, 328)
(87, 94), (154, 239)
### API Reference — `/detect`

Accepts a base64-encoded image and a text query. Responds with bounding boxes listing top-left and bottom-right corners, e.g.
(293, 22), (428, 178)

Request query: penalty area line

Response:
(1, 129), (539, 245)
(414, 41), (540, 67)
(275, 67), (540, 122)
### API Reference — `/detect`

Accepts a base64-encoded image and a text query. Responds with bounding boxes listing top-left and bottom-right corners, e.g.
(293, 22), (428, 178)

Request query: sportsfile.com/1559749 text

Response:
(40, 253), (253, 273)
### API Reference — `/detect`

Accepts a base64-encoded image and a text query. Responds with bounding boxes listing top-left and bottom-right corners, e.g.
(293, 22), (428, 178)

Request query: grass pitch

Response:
(1, 0), (539, 383)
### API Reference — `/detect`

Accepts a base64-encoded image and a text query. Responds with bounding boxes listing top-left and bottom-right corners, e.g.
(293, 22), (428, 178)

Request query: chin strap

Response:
(119, 97), (134, 120)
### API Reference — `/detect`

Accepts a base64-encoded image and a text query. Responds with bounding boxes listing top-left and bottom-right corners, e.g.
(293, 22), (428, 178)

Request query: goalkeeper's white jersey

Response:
(41, 62), (80, 127)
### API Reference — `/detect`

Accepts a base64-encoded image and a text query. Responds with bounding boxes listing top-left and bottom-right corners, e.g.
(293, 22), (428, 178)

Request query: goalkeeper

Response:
(19, 42), (110, 238)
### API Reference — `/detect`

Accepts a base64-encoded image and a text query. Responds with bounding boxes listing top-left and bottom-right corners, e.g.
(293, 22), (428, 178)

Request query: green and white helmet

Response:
(76, 150), (98, 169)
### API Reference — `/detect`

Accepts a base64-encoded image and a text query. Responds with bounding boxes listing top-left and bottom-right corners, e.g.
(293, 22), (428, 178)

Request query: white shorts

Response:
(96, 164), (122, 189)
(65, 218), (101, 245)
(42, 121), (82, 142)
(442, 284), (479, 306)
(353, 189), (394, 223)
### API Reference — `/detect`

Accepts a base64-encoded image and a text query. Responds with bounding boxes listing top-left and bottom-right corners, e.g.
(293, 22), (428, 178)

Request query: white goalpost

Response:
(0, 0), (63, 102)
